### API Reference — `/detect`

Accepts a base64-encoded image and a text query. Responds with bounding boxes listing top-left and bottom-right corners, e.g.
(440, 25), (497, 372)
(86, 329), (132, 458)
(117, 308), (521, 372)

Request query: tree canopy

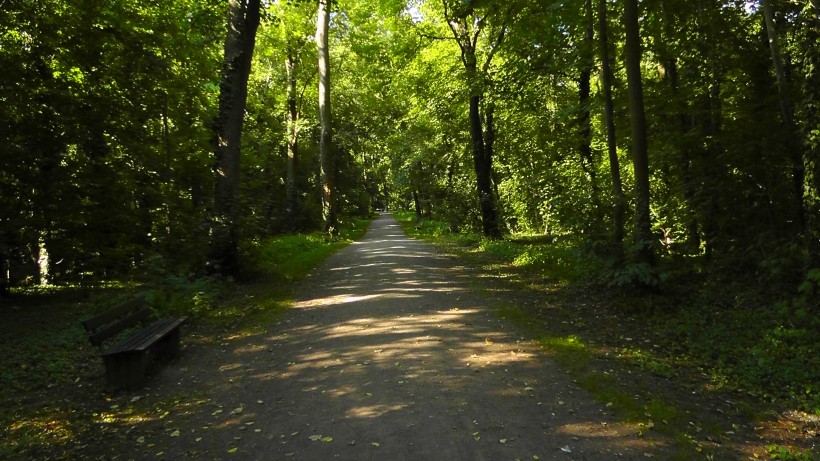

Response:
(1, 0), (818, 297)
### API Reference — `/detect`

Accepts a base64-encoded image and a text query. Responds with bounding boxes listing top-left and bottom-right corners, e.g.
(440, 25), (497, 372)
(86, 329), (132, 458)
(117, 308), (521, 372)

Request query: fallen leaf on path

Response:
(170, 430), (180, 437)
(227, 447), (238, 453)
(499, 438), (507, 444)
(560, 446), (571, 453)
(137, 436), (145, 444)
(371, 442), (380, 447)
(321, 436), (333, 443)
(309, 435), (322, 441)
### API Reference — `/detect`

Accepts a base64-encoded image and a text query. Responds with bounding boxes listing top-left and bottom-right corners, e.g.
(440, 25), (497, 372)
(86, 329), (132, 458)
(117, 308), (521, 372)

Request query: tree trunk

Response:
(597, 0), (625, 261)
(802, 4), (820, 273)
(660, 0), (700, 250)
(285, 44), (300, 226)
(761, 0), (806, 232)
(469, 90), (501, 238)
(623, 0), (654, 266)
(0, 241), (9, 297)
(578, 0), (598, 220)
(485, 101), (505, 228)
(36, 233), (49, 286)
(462, 46), (501, 238)
(317, 0), (338, 235)
(442, 3), (504, 239)
(208, 0), (261, 277)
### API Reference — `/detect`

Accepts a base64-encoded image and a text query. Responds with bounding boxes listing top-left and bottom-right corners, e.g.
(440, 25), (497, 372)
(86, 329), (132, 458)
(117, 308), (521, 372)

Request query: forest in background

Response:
(1, 0), (818, 415)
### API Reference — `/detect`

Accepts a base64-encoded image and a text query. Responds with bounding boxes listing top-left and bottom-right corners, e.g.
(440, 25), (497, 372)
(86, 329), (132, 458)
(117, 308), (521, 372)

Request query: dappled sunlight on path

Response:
(123, 214), (664, 460)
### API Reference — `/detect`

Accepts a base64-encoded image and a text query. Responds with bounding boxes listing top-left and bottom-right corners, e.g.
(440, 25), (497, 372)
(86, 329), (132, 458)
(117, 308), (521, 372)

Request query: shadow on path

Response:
(98, 214), (668, 460)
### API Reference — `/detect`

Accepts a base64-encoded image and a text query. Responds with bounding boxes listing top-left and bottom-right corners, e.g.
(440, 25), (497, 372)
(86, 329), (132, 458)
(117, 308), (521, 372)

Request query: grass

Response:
(0, 216), (373, 459)
(395, 211), (820, 460)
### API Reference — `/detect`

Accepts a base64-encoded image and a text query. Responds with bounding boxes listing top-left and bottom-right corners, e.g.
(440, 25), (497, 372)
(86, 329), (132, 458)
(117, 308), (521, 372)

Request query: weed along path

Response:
(93, 214), (670, 460)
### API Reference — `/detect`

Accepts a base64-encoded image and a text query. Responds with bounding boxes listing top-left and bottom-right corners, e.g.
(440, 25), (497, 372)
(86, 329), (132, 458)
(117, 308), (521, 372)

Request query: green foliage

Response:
(765, 445), (818, 461)
(656, 293), (820, 413)
(243, 217), (372, 282)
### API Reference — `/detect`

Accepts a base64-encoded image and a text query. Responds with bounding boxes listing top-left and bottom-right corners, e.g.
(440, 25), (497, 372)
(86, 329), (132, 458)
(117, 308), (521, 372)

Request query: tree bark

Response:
(660, 0), (700, 250)
(578, 0), (598, 219)
(469, 88), (501, 238)
(597, 0), (625, 260)
(285, 44), (300, 226)
(761, 0), (806, 231)
(208, 0), (261, 277)
(623, 0), (654, 266)
(0, 241), (9, 296)
(317, 0), (338, 235)
(802, 3), (820, 272)
(443, 2), (503, 239)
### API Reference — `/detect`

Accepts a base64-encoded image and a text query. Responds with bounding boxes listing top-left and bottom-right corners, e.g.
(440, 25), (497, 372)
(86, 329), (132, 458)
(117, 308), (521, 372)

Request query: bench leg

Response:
(103, 351), (149, 390)
(152, 326), (182, 361)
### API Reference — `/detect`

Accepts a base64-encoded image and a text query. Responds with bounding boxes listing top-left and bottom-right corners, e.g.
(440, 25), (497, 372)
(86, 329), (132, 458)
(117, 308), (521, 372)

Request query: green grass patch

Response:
(395, 212), (600, 284)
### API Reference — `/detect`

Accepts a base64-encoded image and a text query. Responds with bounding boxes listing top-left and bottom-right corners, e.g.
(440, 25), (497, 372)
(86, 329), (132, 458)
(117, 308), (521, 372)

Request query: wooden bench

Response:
(82, 296), (187, 389)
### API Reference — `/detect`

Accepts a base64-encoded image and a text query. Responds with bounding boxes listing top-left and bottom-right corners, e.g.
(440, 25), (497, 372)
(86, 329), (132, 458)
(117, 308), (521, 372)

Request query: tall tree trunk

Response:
(469, 88), (501, 238)
(660, 0), (700, 250)
(461, 47), (501, 238)
(443, 3), (504, 239)
(317, 0), (338, 235)
(0, 241), (9, 296)
(36, 233), (49, 286)
(597, 0), (625, 260)
(484, 101), (505, 228)
(623, 0), (654, 266)
(761, 0), (806, 231)
(285, 44), (300, 226)
(208, 0), (261, 277)
(802, 3), (820, 273)
(578, 0), (599, 222)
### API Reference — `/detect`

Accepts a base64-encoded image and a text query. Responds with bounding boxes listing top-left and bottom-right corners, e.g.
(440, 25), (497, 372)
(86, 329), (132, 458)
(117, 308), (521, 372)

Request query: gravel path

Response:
(119, 214), (665, 460)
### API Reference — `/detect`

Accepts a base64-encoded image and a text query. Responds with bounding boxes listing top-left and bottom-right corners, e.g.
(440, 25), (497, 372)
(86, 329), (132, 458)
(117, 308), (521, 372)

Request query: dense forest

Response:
(2, 0), (818, 290)
(1, 0), (819, 452)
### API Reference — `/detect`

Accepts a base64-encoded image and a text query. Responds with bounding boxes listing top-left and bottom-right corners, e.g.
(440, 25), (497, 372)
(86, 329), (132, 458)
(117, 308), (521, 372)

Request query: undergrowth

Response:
(0, 216), (373, 459)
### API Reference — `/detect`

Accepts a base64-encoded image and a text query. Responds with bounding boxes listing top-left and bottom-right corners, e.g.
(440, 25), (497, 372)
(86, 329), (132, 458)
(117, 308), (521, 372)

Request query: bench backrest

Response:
(82, 296), (151, 349)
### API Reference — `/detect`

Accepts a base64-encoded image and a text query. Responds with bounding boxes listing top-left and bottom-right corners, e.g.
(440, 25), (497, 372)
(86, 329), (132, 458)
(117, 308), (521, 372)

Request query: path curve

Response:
(128, 214), (664, 460)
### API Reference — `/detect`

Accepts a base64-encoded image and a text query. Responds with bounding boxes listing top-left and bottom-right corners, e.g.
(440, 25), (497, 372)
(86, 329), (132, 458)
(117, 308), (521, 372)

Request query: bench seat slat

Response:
(88, 308), (152, 347)
(102, 317), (188, 356)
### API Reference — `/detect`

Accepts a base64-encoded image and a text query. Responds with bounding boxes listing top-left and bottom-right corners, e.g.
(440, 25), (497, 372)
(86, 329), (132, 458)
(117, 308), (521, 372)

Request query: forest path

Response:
(129, 214), (666, 460)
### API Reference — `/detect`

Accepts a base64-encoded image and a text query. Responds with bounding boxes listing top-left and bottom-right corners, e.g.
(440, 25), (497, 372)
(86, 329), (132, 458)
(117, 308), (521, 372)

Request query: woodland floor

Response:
(2, 214), (817, 460)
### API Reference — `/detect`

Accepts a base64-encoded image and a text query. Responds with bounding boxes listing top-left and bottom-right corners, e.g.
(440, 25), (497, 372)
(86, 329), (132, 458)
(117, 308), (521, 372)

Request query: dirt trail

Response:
(104, 214), (668, 460)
